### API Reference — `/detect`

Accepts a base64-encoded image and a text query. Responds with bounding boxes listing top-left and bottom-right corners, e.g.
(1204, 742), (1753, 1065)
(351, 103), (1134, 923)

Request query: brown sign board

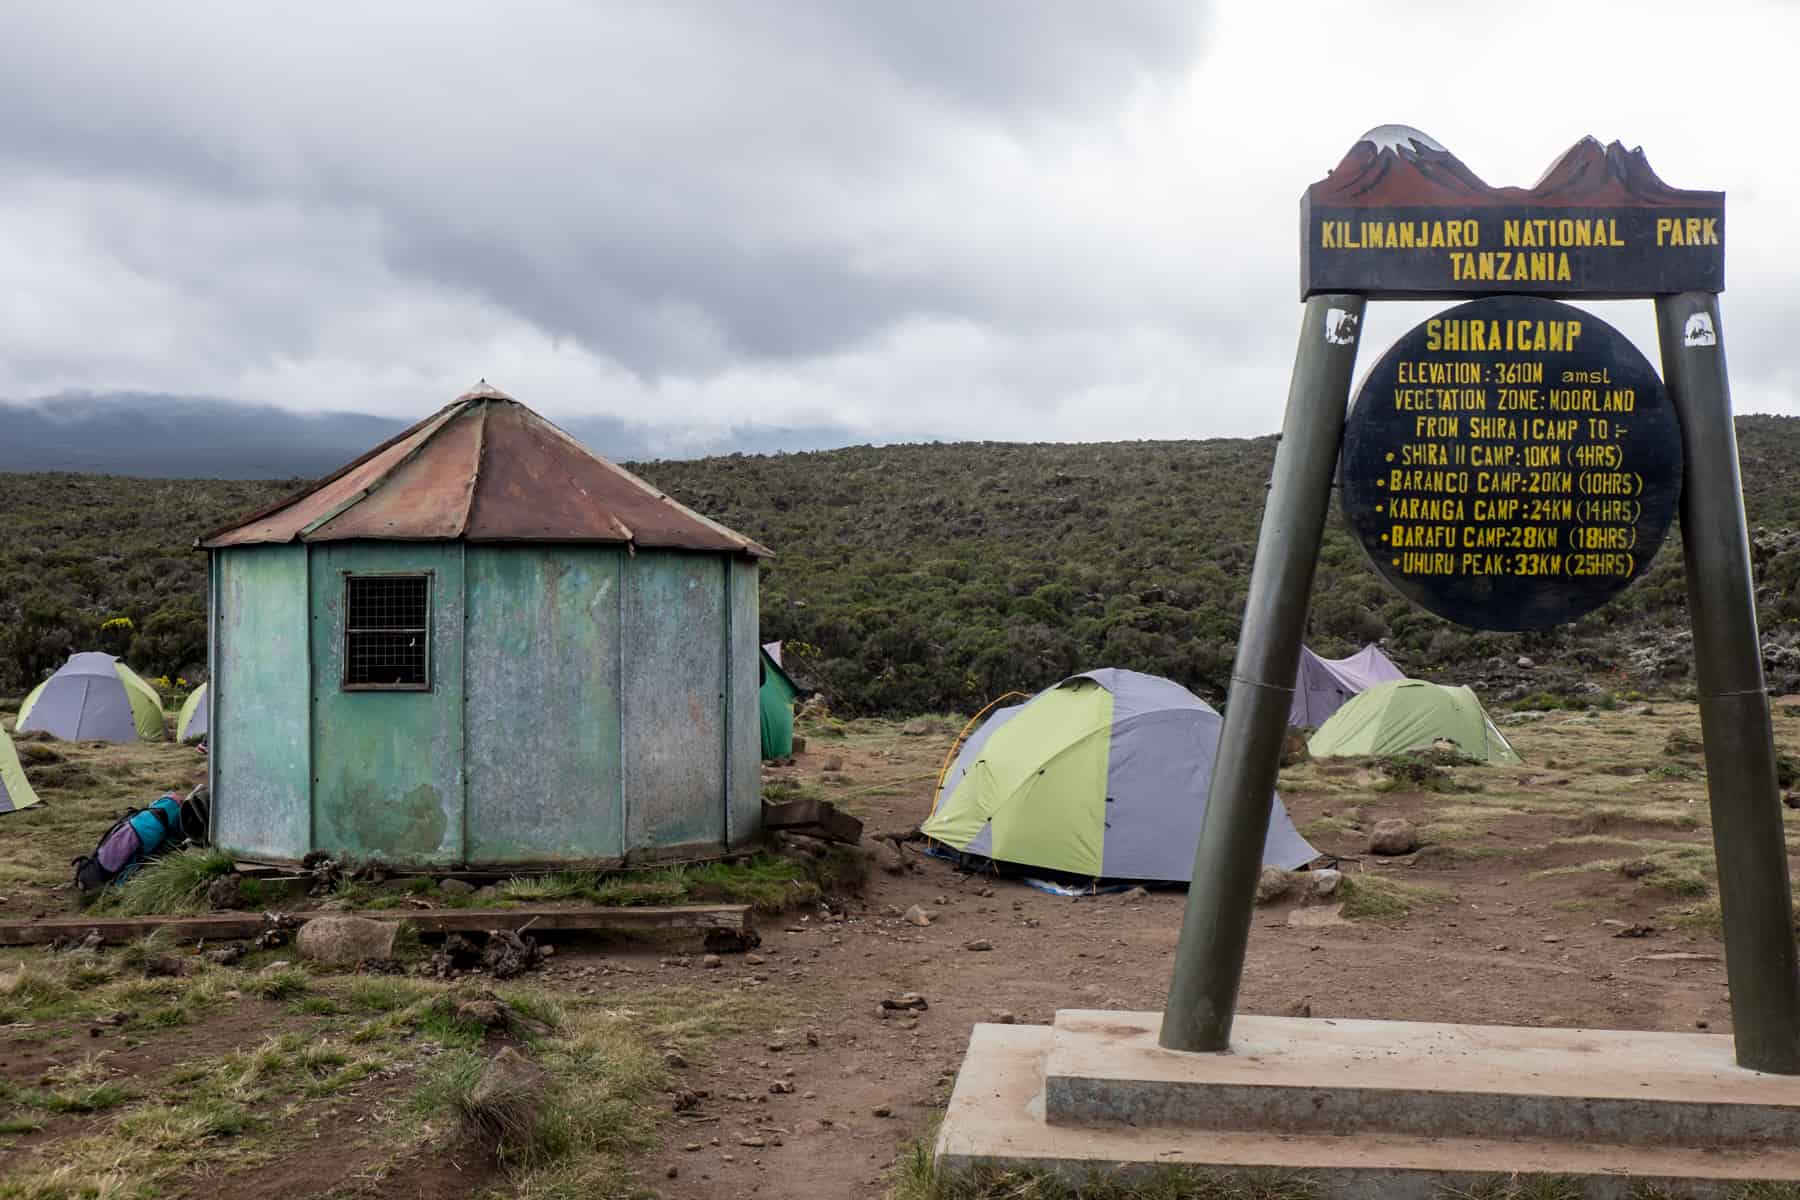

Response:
(1302, 126), (1724, 299)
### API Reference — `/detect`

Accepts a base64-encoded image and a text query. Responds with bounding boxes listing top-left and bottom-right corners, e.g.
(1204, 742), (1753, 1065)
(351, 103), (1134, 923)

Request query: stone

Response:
(438, 878), (476, 896)
(770, 1080), (794, 1094)
(1308, 868), (1343, 899)
(1287, 905), (1348, 929)
(1368, 818), (1419, 856)
(664, 1050), (689, 1069)
(702, 954), (722, 968)
(989, 1011), (1017, 1025)
(881, 993), (929, 1011)
(1117, 886), (1149, 902)
(902, 718), (933, 736)
(821, 754), (846, 773)
(204, 873), (245, 910)
(746, 953), (766, 965)
(964, 939), (994, 952)
(903, 905), (932, 927)
(295, 915), (399, 966)
(1517, 656), (1535, 669)
(1255, 866), (1294, 904)
(873, 1104), (893, 1118)
(881, 904), (904, 918)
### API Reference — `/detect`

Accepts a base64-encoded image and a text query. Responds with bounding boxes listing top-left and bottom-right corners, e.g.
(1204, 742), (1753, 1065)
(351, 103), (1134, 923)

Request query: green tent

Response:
(922, 670), (1317, 880)
(177, 683), (209, 743)
(760, 645), (801, 760)
(1307, 679), (1521, 764)
(0, 728), (44, 815)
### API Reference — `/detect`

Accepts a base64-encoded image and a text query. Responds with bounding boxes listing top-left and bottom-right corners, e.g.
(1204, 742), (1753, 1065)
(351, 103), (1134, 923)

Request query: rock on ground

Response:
(205, 873), (245, 911)
(1255, 866), (1294, 904)
(295, 915), (399, 965)
(1308, 868), (1343, 899)
(1368, 819), (1419, 856)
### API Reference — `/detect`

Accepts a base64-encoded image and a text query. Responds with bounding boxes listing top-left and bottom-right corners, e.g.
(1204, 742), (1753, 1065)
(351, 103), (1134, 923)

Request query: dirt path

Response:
(620, 703), (1772, 1199)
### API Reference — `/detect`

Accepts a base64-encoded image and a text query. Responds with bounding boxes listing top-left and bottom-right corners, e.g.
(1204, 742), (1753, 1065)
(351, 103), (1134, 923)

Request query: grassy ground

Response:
(0, 932), (784, 1199)
(1278, 698), (1800, 935)
(0, 719), (205, 897)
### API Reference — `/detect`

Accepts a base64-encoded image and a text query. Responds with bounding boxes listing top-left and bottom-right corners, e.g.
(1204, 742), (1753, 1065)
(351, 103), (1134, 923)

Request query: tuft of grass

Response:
(0, 961), (76, 1022)
(293, 994), (343, 1017)
(96, 846), (238, 916)
(1438, 1177), (1587, 1200)
(34, 1082), (132, 1115)
(346, 976), (439, 1014)
(894, 1158), (1323, 1200)
(1338, 874), (1454, 921)
(242, 967), (310, 1001)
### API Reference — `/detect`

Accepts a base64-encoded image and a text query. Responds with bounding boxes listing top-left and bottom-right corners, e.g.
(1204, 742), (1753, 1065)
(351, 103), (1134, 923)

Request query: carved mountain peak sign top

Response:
(1301, 126), (1724, 299)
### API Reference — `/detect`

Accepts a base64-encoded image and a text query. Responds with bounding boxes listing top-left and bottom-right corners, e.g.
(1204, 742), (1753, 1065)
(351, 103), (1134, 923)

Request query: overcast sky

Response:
(3, 1), (1796, 454)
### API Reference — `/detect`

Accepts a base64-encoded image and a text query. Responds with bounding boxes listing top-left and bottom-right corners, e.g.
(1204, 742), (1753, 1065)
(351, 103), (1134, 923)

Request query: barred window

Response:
(343, 574), (431, 690)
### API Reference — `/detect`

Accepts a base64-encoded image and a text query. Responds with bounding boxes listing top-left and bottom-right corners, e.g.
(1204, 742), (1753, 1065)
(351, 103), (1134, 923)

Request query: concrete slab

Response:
(938, 1022), (1800, 1199)
(1046, 1010), (1800, 1147)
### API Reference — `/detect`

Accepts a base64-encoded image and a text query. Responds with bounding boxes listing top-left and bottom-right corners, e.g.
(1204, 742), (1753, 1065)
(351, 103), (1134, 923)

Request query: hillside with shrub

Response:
(4, 416), (1800, 713)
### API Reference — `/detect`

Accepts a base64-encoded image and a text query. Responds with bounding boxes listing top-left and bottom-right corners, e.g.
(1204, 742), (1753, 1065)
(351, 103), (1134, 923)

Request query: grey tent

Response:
(16, 653), (166, 742)
(922, 669), (1317, 879)
(1290, 644), (1405, 728)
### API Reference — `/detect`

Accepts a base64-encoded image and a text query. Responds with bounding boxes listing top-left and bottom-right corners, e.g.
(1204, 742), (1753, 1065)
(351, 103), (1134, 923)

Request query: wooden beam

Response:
(763, 798), (864, 845)
(0, 903), (751, 947)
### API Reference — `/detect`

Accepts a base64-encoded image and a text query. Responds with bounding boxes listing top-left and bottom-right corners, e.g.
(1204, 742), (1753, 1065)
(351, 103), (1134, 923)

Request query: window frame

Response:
(340, 570), (434, 692)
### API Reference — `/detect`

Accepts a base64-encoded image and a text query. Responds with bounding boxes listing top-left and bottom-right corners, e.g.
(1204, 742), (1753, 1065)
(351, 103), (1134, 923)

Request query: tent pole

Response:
(1160, 294), (1364, 1053)
(1655, 293), (1800, 1073)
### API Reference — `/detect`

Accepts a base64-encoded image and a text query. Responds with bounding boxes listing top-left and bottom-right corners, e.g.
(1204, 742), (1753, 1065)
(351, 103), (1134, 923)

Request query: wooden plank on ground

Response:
(0, 903), (751, 947)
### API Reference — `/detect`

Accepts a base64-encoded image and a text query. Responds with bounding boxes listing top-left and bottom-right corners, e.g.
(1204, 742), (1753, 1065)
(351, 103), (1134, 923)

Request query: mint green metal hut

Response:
(199, 384), (770, 868)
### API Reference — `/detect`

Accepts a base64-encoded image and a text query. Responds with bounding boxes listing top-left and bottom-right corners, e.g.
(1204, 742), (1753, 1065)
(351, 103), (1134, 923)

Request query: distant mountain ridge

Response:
(0, 394), (874, 477)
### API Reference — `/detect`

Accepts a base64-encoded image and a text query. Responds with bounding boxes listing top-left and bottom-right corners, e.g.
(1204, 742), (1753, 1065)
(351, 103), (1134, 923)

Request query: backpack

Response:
(73, 794), (185, 895)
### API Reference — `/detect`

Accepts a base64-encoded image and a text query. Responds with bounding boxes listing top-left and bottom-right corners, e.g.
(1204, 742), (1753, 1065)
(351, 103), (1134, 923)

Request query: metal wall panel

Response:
(464, 547), (625, 864)
(308, 543), (465, 865)
(623, 551), (726, 853)
(727, 559), (763, 846)
(213, 546), (312, 859)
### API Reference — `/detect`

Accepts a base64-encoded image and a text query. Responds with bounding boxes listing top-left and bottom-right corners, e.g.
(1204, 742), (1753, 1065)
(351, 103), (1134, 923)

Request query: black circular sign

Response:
(1342, 296), (1681, 630)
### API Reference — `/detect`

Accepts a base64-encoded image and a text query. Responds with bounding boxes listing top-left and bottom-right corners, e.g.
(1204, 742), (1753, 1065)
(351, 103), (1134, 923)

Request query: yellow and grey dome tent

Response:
(0, 728), (43, 815)
(16, 653), (165, 742)
(177, 683), (209, 743)
(1307, 678), (1521, 764)
(923, 669), (1317, 881)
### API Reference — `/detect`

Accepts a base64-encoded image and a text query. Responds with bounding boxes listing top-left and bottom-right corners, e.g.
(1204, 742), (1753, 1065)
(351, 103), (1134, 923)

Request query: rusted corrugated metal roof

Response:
(200, 384), (771, 556)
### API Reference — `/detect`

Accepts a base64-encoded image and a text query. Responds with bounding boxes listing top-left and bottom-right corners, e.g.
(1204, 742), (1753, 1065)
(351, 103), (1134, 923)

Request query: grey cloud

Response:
(0, 3), (1208, 378)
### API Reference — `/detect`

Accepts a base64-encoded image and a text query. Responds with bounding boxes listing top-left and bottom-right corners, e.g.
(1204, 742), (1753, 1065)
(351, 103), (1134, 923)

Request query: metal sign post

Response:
(1656, 292), (1800, 1072)
(1161, 294), (1365, 1052)
(1160, 128), (1800, 1072)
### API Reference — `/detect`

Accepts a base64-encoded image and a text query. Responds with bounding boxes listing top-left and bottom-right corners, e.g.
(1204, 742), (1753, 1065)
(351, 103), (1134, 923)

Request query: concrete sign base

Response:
(937, 1011), (1800, 1197)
